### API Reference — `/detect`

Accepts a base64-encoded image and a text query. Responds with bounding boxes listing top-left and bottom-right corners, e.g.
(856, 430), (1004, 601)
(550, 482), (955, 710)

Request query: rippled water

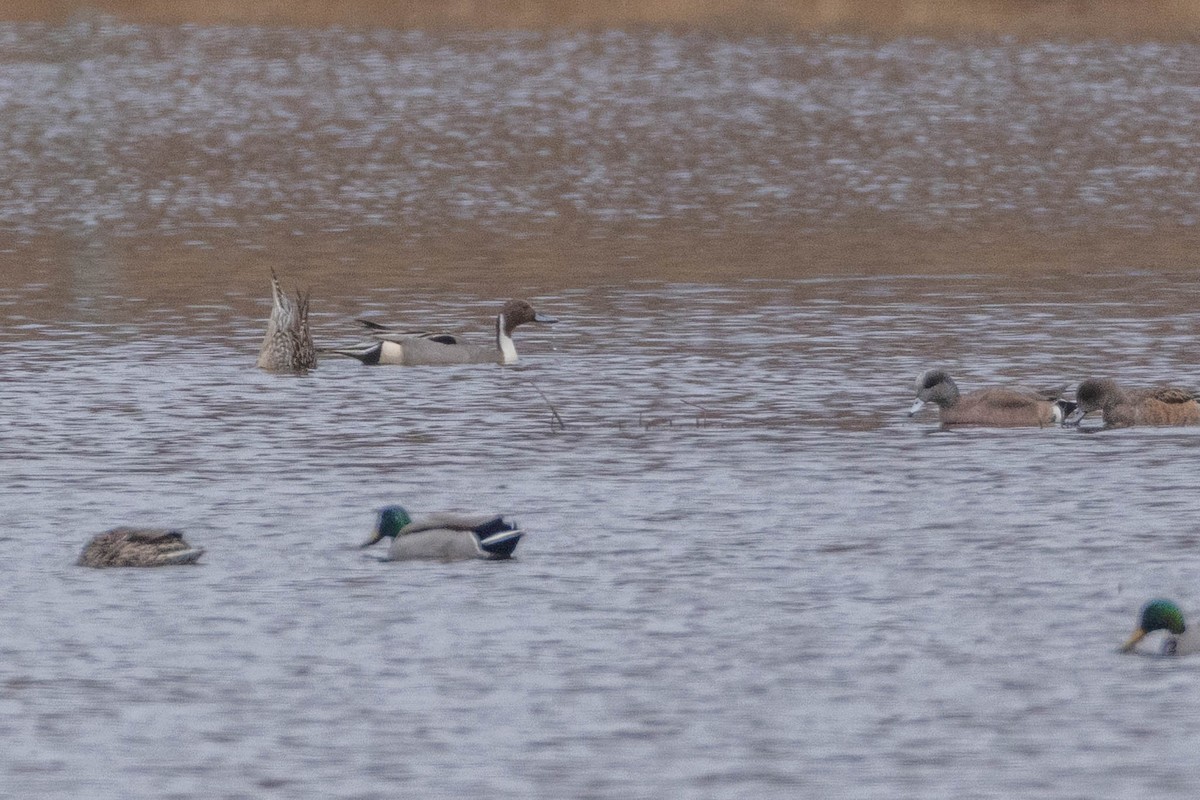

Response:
(5, 274), (1200, 798)
(3, 17), (1200, 800)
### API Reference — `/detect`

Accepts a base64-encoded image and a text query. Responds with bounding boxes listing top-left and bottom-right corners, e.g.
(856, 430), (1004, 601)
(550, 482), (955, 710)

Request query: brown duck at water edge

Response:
(908, 369), (1075, 428)
(78, 528), (205, 568)
(1065, 378), (1200, 428)
(256, 269), (316, 373)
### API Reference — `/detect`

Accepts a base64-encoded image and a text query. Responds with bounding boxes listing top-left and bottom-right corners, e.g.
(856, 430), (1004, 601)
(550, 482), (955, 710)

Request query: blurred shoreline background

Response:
(0, 2), (1197, 295)
(4, 0), (1200, 38)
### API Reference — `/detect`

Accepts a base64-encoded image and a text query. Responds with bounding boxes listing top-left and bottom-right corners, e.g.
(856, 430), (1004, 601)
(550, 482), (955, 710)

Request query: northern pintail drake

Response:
(78, 528), (205, 568)
(908, 369), (1075, 427)
(329, 299), (557, 366)
(256, 269), (316, 373)
(1121, 599), (1200, 656)
(361, 506), (524, 561)
(1065, 378), (1200, 428)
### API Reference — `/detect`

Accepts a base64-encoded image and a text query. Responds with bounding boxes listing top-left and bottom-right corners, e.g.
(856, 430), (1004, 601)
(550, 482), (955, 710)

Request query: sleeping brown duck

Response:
(78, 528), (205, 568)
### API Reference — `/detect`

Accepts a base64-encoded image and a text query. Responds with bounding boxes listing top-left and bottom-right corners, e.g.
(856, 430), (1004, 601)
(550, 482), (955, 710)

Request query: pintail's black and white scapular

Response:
(327, 299), (557, 366)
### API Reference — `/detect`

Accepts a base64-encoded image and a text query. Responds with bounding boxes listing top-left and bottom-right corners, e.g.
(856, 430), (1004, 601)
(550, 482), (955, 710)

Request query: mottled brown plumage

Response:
(77, 528), (205, 568)
(256, 269), (317, 373)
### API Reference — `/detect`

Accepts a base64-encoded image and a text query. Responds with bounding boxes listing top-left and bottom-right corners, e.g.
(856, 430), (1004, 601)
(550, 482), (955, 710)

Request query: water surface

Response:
(5, 274), (1200, 798)
(2, 19), (1200, 800)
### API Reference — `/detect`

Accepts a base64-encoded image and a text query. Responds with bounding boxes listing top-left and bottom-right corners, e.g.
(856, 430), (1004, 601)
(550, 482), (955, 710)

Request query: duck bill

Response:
(908, 398), (926, 417)
(1063, 407), (1087, 427)
(533, 313), (558, 324)
(1120, 628), (1147, 653)
(361, 527), (384, 548)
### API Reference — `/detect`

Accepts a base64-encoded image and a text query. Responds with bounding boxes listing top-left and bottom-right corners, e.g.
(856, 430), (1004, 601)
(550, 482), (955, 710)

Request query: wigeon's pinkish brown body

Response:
(909, 370), (1073, 428)
(1065, 378), (1200, 428)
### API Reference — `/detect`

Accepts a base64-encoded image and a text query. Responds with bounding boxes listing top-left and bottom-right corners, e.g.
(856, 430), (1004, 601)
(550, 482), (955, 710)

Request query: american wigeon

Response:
(1121, 599), (1198, 656)
(78, 528), (205, 568)
(256, 269), (316, 373)
(361, 506), (524, 561)
(1065, 378), (1200, 428)
(908, 369), (1074, 427)
(328, 299), (557, 366)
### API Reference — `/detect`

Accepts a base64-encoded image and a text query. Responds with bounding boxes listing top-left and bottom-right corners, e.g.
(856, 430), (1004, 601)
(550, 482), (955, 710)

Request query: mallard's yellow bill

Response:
(1120, 628), (1147, 653)
(361, 528), (384, 547)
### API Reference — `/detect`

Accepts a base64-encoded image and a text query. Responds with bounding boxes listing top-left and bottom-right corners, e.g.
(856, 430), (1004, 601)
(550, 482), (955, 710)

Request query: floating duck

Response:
(1121, 599), (1199, 655)
(909, 369), (1074, 427)
(1065, 378), (1200, 428)
(78, 528), (205, 568)
(361, 506), (524, 561)
(328, 299), (557, 366)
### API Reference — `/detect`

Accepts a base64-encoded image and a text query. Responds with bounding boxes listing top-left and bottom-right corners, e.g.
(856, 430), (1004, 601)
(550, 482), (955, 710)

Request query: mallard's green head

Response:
(361, 506), (412, 547)
(1122, 599), (1186, 652)
(1140, 599), (1186, 634)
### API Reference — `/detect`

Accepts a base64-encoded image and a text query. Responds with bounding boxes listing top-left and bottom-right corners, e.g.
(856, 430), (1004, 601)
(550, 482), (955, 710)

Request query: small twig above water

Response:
(638, 413), (673, 429)
(680, 399), (712, 427)
(525, 377), (566, 432)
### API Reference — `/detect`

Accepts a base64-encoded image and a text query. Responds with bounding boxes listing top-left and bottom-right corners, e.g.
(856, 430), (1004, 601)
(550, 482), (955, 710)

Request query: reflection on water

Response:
(3, 16), (1200, 800)
(4, 275), (1200, 797)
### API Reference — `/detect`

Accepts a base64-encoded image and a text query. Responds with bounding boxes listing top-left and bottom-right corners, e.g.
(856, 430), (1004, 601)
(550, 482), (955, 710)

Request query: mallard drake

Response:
(361, 506), (524, 561)
(1121, 599), (1200, 656)
(1065, 378), (1200, 428)
(327, 299), (557, 366)
(908, 369), (1075, 427)
(256, 269), (316, 373)
(77, 528), (205, 568)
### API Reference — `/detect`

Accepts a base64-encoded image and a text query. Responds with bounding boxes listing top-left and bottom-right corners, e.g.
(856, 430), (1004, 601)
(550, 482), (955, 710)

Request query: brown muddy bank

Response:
(3, 223), (1195, 312)
(0, 22), (1195, 292)
(6, 0), (1200, 39)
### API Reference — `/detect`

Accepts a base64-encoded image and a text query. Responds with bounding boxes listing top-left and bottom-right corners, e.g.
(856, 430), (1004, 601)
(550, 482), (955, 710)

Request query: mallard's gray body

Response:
(362, 508), (524, 561)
